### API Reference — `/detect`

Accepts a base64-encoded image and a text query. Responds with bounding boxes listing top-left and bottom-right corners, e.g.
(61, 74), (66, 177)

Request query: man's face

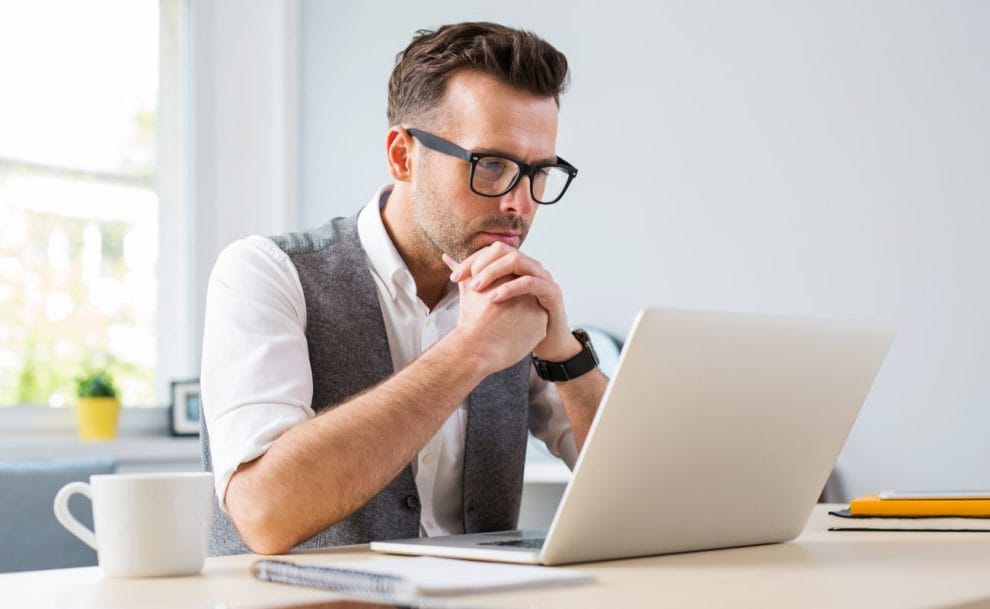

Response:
(409, 70), (560, 262)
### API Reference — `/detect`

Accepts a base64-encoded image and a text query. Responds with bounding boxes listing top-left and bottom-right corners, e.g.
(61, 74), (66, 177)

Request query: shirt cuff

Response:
(208, 403), (311, 512)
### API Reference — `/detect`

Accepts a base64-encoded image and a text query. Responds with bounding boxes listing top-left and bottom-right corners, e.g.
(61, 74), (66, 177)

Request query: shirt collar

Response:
(357, 185), (459, 309)
(357, 184), (417, 301)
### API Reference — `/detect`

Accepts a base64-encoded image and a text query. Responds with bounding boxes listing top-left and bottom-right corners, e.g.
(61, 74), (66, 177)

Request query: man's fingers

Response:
(441, 253), (459, 273)
(448, 249), (485, 282)
(468, 243), (512, 279)
(449, 243), (511, 282)
(457, 246), (504, 283)
(450, 243), (552, 294)
(488, 275), (560, 309)
(472, 254), (547, 291)
(453, 242), (516, 282)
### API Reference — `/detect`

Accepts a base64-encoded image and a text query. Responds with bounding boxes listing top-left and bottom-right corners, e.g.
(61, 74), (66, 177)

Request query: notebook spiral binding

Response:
(252, 559), (416, 598)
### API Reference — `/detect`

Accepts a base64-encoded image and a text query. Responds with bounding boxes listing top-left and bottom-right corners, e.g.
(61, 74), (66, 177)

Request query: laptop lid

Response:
(372, 308), (894, 565)
(539, 308), (894, 564)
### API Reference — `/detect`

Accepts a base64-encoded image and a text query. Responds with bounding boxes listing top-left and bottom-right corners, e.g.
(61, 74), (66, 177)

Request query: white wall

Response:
(183, 0), (300, 379)
(298, 0), (990, 500)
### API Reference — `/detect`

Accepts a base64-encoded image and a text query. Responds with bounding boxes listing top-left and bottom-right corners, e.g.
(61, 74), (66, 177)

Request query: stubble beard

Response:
(413, 186), (474, 262)
(412, 185), (531, 265)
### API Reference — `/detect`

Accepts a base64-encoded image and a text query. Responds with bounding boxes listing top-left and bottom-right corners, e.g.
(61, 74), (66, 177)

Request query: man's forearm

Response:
(225, 329), (490, 554)
(553, 369), (609, 453)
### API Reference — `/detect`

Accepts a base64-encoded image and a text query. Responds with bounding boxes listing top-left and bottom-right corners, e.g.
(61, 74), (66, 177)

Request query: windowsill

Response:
(523, 459), (572, 484)
(0, 434), (200, 464)
(0, 404), (172, 436)
(0, 406), (571, 482)
(523, 438), (572, 484)
(0, 405), (201, 469)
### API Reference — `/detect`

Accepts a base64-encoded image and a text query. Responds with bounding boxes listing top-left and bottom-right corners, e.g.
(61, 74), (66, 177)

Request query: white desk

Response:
(4, 505), (990, 609)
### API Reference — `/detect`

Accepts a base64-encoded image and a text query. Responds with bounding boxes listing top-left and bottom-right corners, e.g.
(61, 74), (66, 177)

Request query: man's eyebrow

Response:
(473, 147), (559, 166)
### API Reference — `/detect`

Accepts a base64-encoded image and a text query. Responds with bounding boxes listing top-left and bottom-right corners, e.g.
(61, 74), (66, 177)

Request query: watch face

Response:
(582, 327), (622, 377)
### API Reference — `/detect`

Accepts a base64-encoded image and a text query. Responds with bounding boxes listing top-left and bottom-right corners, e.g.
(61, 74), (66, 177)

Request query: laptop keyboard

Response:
(479, 537), (546, 549)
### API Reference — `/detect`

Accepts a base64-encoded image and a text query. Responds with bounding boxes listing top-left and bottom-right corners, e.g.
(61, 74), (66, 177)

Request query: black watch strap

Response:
(531, 329), (600, 382)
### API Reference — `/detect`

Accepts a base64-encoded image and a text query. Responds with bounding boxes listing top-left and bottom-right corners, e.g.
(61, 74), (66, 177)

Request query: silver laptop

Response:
(371, 307), (894, 565)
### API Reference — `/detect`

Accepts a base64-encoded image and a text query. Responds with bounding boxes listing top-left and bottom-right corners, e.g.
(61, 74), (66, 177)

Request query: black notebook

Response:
(252, 556), (594, 597)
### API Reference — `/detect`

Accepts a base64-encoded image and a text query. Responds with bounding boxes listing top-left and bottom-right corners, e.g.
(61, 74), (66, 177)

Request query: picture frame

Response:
(170, 379), (201, 436)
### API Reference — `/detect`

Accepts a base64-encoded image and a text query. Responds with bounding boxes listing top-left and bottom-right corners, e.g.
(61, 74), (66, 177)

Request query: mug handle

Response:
(53, 481), (99, 550)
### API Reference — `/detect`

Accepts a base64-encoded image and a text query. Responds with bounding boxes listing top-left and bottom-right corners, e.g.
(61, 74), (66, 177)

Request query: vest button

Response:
(403, 495), (420, 510)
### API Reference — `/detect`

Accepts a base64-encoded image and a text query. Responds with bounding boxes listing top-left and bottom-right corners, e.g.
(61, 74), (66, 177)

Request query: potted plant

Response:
(75, 370), (121, 441)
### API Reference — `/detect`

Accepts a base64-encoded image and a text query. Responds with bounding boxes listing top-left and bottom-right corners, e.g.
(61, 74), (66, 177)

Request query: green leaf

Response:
(76, 370), (118, 398)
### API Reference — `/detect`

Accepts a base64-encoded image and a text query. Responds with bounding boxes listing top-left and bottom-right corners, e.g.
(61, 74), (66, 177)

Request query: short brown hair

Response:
(387, 22), (570, 128)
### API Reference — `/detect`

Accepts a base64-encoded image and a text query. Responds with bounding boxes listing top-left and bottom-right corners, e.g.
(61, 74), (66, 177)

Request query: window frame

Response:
(1, 0), (301, 431)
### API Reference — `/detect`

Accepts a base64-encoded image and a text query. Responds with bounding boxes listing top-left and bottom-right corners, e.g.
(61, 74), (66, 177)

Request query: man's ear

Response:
(385, 127), (414, 182)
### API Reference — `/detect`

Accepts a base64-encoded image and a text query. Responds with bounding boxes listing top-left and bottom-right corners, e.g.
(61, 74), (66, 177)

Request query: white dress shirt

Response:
(201, 185), (577, 537)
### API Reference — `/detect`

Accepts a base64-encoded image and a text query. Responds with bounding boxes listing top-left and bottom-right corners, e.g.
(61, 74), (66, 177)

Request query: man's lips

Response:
(481, 232), (521, 247)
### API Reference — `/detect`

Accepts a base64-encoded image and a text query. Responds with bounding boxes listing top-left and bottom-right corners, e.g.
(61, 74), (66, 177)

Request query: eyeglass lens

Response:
(472, 156), (571, 203)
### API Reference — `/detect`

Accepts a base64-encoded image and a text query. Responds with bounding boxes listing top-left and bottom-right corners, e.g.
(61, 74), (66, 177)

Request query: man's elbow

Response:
(241, 527), (295, 556)
(225, 470), (299, 555)
(227, 493), (297, 555)
(224, 462), (355, 554)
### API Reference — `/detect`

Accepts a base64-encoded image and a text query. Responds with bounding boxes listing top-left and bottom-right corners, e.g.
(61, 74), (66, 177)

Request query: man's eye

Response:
(476, 158), (509, 179)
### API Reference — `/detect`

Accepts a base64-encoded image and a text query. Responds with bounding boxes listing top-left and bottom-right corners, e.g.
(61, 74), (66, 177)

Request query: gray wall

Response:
(300, 1), (990, 499)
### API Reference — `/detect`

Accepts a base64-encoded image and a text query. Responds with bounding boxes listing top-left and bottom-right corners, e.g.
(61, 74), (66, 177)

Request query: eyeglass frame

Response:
(405, 127), (578, 205)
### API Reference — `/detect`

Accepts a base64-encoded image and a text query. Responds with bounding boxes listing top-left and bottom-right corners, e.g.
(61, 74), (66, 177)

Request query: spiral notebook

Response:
(251, 556), (594, 597)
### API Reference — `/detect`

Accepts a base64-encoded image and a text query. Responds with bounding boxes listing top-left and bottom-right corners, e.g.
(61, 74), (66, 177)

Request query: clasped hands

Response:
(442, 242), (582, 371)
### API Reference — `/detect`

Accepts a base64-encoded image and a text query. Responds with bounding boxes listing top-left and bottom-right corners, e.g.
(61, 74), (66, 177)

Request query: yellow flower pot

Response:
(75, 397), (121, 441)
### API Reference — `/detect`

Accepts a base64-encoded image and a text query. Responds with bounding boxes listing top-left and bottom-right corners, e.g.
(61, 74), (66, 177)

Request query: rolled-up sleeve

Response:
(200, 236), (314, 510)
(527, 367), (578, 469)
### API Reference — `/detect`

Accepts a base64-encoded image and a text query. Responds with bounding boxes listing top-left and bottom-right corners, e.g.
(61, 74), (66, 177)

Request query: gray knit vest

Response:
(202, 215), (531, 555)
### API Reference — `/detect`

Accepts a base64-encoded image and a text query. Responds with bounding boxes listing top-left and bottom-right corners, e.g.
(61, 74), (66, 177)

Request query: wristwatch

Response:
(531, 329), (600, 382)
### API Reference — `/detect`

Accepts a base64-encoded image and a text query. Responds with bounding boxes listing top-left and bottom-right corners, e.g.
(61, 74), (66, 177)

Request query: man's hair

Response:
(387, 22), (570, 128)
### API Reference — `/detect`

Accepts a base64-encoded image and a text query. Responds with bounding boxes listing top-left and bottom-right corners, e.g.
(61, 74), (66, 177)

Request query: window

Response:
(0, 1), (164, 406)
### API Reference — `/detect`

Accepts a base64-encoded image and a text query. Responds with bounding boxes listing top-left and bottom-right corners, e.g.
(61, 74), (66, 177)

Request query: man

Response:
(201, 22), (608, 556)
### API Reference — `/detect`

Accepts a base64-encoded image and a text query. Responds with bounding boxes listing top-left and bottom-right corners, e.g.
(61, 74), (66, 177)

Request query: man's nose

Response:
(498, 175), (536, 216)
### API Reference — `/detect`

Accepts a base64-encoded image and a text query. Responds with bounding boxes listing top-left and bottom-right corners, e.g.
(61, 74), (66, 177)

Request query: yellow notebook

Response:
(850, 495), (990, 517)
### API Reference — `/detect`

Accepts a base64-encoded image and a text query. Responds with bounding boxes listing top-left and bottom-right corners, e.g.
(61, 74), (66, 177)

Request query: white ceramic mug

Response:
(53, 472), (213, 577)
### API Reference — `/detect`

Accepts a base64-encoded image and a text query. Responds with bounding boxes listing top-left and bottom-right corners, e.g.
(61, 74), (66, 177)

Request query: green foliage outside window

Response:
(0, 172), (157, 407)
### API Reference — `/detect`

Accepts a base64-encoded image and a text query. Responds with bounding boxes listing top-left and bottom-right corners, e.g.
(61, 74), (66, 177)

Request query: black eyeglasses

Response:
(406, 128), (578, 205)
